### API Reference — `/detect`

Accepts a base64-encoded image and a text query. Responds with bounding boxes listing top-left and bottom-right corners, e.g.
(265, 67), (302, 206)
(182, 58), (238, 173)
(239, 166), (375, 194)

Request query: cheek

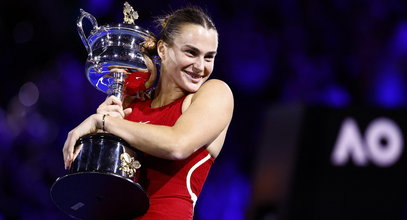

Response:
(167, 50), (178, 64)
(205, 62), (215, 74)
(168, 51), (189, 67)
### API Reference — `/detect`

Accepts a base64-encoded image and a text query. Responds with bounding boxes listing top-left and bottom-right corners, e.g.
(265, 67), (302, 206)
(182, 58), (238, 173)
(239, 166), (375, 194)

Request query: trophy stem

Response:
(109, 71), (126, 101)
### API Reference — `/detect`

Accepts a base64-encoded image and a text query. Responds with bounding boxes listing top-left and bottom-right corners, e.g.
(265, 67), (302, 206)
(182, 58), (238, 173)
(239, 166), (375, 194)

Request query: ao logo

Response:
(331, 117), (404, 167)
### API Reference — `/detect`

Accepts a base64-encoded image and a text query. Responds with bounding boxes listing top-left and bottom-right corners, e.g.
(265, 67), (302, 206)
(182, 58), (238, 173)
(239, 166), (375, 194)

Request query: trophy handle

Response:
(77, 9), (99, 55)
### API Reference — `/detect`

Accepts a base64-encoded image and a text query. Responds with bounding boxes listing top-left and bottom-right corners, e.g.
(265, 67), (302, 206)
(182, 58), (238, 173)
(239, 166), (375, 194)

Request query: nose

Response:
(192, 56), (204, 72)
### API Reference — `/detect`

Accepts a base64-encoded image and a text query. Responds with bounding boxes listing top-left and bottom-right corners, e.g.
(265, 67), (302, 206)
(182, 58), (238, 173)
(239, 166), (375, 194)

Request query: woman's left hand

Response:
(97, 96), (132, 119)
(62, 114), (101, 170)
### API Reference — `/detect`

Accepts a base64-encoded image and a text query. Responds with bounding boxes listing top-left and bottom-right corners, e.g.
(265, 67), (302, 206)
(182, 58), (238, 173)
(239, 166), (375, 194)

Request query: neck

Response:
(151, 79), (186, 108)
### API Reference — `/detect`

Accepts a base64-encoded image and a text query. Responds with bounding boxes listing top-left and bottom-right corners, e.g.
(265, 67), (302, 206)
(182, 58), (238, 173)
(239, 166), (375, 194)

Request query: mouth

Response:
(185, 71), (203, 81)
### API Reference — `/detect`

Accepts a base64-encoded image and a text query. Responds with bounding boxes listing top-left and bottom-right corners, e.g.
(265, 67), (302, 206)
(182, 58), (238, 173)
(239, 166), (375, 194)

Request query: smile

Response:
(185, 71), (203, 81)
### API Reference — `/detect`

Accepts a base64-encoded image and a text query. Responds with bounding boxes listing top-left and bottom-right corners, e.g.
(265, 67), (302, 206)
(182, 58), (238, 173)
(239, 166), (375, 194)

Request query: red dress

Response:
(124, 71), (150, 95)
(125, 96), (215, 220)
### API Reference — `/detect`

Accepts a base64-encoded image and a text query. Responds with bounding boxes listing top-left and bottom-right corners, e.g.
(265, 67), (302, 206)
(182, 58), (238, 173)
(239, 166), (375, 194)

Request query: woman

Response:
(63, 7), (234, 219)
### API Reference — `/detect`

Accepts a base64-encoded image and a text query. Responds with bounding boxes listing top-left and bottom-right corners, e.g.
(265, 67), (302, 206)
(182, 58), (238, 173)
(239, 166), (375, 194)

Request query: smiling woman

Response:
(62, 7), (234, 220)
(157, 23), (218, 94)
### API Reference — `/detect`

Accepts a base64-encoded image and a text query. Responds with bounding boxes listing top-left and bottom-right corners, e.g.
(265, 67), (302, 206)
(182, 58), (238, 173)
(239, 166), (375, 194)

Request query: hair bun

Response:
(161, 17), (169, 28)
(141, 35), (158, 56)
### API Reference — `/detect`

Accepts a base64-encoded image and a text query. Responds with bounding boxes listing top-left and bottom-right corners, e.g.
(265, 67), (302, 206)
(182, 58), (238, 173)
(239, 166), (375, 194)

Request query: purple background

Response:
(1, 0), (407, 219)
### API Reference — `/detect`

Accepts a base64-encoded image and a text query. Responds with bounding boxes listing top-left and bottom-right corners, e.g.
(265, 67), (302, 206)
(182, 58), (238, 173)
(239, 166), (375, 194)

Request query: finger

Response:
(124, 108), (132, 117)
(62, 140), (71, 169)
(96, 105), (107, 114)
(73, 144), (83, 161)
(106, 95), (123, 106)
(62, 115), (99, 169)
(97, 98), (111, 114)
(100, 96), (122, 111)
(98, 105), (125, 118)
(101, 112), (122, 118)
(105, 105), (125, 118)
(99, 96), (125, 115)
(63, 131), (77, 169)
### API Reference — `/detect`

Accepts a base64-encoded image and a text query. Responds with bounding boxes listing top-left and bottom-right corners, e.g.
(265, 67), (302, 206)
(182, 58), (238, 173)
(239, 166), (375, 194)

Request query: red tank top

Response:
(125, 96), (215, 220)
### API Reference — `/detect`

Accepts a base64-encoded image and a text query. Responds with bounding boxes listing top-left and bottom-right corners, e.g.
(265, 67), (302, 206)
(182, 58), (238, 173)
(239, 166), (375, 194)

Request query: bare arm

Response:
(105, 79), (234, 159)
(63, 79), (233, 167)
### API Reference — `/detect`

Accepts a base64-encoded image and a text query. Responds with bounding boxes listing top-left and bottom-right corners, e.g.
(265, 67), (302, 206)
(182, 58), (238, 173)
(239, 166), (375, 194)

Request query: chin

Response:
(184, 86), (200, 93)
(183, 82), (203, 93)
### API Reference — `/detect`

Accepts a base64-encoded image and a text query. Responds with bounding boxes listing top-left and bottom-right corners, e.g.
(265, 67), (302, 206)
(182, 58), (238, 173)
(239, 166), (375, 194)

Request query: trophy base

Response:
(50, 172), (149, 220)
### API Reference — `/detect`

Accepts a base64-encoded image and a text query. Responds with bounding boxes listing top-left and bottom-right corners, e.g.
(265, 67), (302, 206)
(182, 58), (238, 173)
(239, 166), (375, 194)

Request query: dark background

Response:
(1, 0), (407, 219)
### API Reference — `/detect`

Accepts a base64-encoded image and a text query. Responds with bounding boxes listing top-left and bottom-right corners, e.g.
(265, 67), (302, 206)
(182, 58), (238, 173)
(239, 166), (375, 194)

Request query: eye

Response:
(204, 55), (215, 62)
(185, 50), (197, 57)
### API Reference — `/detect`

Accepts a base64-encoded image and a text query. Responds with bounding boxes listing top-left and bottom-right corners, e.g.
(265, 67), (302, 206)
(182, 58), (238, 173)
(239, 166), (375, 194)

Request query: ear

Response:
(157, 40), (166, 60)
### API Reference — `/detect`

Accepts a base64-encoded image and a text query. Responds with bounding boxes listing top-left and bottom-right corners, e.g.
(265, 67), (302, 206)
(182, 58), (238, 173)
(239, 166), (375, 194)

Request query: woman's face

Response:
(158, 24), (218, 93)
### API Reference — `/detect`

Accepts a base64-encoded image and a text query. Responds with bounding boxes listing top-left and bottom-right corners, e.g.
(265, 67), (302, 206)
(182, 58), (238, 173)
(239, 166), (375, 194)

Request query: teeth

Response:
(187, 72), (201, 79)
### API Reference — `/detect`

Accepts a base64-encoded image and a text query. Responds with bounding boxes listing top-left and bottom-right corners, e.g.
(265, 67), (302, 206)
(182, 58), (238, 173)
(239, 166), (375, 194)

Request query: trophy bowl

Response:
(50, 3), (153, 219)
(76, 5), (157, 100)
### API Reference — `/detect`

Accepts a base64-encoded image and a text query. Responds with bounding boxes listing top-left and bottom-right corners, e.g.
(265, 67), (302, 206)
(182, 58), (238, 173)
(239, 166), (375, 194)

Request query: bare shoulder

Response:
(194, 79), (233, 100)
(201, 79), (232, 90)
(182, 79), (234, 113)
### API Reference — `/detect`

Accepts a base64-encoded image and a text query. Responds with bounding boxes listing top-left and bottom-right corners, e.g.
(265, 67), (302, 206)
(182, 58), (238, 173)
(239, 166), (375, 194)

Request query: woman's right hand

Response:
(63, 114), (101, 169)
(97, 96), (132, 119)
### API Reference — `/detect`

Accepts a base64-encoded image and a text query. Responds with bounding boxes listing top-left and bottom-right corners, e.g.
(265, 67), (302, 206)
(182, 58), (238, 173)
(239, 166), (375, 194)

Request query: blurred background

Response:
(1, 0), (407, 219)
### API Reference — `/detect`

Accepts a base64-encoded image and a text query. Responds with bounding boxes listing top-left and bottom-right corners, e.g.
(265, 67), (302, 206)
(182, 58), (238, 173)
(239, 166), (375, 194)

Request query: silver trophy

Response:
(78, 2), (157, 101)
(50, 2), (154, 219)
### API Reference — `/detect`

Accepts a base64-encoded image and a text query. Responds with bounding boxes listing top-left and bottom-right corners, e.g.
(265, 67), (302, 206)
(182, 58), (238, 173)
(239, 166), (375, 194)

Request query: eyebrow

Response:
(183, 44), (217, 56)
